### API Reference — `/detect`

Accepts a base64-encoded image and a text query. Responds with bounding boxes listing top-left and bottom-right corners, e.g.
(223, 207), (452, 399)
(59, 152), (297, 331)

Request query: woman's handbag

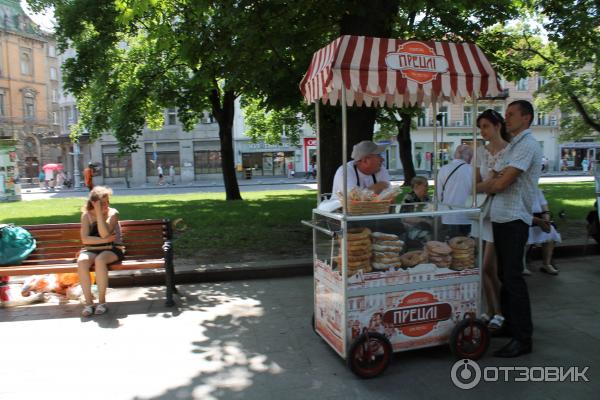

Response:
(466, 194), (492, 221)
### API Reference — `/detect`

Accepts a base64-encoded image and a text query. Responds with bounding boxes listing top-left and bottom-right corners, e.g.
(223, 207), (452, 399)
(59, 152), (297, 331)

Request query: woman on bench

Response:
(77, 186), (124, 317)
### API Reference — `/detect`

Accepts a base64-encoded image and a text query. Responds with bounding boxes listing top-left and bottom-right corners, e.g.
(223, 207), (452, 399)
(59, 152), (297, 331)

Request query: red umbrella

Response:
(42, 163), (64, 170)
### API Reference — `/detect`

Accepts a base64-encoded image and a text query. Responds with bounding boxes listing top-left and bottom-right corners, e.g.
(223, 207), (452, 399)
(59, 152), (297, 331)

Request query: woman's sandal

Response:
(488, 314), (505, 331)
(94, 303), (108, 315)
(81, 305), (94, 317)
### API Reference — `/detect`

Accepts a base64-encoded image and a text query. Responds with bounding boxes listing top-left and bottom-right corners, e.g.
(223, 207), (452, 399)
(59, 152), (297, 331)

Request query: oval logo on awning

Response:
(385, 41), (448, 85)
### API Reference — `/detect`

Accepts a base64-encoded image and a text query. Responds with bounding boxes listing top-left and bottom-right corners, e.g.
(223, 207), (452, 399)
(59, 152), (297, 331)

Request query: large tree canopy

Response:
(479, 3), (600, 141)
(29, 0), (533, 196)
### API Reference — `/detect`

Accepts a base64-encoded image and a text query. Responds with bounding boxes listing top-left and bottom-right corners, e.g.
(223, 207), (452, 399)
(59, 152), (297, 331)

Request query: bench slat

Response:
(0, 259), (166, 276)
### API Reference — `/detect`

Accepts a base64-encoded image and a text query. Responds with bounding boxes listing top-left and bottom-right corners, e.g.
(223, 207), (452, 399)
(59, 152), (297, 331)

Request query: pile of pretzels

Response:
(448, 236), (476, 270)
(371, 232), (404, 271)
(339, 227), (373, 276)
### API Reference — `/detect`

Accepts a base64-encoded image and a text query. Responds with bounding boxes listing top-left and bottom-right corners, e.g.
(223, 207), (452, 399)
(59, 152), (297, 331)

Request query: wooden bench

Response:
(0, 219), (177, 306)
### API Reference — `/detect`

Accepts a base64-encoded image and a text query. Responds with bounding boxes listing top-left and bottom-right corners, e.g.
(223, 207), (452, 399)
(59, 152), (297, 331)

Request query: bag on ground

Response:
(0, 224), (36, 266)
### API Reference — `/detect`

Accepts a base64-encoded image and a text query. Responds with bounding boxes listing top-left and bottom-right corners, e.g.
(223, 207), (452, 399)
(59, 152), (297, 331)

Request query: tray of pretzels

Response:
(337, 186), (401, 215)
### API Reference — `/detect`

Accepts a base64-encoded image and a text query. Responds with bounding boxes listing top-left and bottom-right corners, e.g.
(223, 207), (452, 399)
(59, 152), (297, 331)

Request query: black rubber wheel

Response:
(347, 332), (392, 379)
(449, 318), (490, 360)
(311, 312), (316, 334)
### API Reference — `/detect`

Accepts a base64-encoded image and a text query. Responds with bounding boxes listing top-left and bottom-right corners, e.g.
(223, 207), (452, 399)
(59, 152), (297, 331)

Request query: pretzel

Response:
(346, 227), (372, 241)
(347, 253), (371, 262)
(451, 252), (474, 260)
(400, 250), (427, 267)
(371, 232), (400, 241)
(425, 241), (452, 255)
(376, 240), (405, 247)
(448, 236), (475, 250)
(373, 244), (402, 252)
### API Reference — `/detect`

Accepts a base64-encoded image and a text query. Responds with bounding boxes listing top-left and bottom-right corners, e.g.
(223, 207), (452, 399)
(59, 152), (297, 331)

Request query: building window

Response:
(201, 111), (215, 124)
(52, 88), (58, 103)
(23, 92), (35, 119)
(66, 106), (74, 123)
(463, 105), (473, 126)
(417, 107), (428, 127)
(51, 111), (58, 124)
(537, 75), (547, 89)
(166, 108), (177, 125)
(102, 153), (132, 178)
(194, 150), (222, 174)
(516, 78), (528, 91)
(20, 49), (32, 75)
(0, 92), (5, 116)
(437, 105), (449, 126)
(48, 44), (56, 57)
(145, 151), (180, 176)
(536, 112), (547, 126)
(464, 105), (503, 127)
(50, 67), (57, 80)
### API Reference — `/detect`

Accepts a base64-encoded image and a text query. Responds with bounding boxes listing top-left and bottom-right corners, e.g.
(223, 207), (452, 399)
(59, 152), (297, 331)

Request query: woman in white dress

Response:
(525, 188), (561, 275)
(472, 109), (511, 331)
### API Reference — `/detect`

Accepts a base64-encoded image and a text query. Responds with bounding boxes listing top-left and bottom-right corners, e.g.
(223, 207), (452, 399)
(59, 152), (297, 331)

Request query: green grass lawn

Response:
(540, 182), (597, 219)
(0, 182), (595, 261)
(0, 190), (319, 260)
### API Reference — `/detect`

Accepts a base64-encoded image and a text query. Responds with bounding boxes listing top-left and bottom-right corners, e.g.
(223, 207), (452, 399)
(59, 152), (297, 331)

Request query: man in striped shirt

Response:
(477, 100), (542, 358)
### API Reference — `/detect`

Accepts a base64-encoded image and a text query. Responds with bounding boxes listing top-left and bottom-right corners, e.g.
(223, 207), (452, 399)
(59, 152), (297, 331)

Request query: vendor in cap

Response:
(332, 140), (391, 196)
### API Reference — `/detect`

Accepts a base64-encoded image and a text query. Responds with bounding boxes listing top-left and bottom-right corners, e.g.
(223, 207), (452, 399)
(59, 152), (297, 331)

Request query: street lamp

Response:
(436, 113), (444, 166)
(72, 141), (81, 188)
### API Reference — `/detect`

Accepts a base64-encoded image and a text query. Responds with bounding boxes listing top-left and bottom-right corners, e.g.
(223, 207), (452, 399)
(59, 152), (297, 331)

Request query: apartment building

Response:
(0, 0), (61, 181)
(397, 75), (562, 173)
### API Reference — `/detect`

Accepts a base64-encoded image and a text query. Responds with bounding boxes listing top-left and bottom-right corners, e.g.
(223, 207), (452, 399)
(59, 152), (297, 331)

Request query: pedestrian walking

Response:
(157, 164), (165, 186)
(169, 165), (176, 185)
(38, 170), (45, 189)
(83, 163), (95, 191)
(56, 170), (65, 189)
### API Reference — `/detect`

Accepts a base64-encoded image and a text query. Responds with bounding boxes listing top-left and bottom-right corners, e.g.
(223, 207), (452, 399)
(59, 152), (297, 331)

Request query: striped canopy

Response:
(300, 35), (503, 107)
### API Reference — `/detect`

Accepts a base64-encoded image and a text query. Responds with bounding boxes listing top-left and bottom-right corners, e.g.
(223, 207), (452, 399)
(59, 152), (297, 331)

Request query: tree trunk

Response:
(318, 1), (399, 195)
(396, 112), (417, 187)
(209, 88), (242, 201)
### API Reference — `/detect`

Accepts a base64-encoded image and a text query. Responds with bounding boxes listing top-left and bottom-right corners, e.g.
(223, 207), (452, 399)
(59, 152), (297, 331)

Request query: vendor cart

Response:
(300, 36), (505, 378)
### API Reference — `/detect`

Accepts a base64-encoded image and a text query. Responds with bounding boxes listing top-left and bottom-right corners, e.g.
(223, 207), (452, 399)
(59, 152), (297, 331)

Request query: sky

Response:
(21, 0), (55, 32)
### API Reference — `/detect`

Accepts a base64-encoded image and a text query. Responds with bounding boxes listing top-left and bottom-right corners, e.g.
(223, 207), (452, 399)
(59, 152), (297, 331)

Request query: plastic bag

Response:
(0, 224), (36, 266)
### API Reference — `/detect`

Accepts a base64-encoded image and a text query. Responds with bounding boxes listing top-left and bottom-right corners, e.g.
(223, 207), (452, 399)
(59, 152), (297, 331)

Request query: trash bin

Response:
(244, 168), (252, 179)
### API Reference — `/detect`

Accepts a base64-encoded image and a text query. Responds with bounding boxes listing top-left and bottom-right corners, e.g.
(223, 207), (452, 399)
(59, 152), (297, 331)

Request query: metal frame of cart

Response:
(300, 35), (505, 377)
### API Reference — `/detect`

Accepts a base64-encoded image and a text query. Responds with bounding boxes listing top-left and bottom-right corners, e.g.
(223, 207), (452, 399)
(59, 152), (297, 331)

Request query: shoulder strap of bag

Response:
(441, 162), (466, 203)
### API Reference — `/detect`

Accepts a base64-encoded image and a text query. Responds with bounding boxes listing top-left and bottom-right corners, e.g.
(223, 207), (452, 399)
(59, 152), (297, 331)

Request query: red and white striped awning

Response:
(300, 35), (504, 107)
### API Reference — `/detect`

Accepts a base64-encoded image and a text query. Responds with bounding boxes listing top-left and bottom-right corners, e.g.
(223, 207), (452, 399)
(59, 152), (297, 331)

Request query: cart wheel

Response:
(347, 332), (392, 379)
(311, 313), (316, 334)
(449, 318), (490, 360)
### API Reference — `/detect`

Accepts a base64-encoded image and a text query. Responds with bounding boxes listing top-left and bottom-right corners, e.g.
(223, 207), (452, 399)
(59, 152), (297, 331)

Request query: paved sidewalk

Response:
(1, 254), (598, 400)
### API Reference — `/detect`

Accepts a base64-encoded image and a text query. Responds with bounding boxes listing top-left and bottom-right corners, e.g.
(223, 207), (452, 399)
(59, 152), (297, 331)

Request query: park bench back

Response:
(0, 219), (176, 306)
(24, 219), (168, 261)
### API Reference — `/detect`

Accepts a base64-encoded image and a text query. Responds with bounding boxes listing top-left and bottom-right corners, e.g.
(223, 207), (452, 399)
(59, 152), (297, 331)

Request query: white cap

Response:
(351, 140), (386, 161)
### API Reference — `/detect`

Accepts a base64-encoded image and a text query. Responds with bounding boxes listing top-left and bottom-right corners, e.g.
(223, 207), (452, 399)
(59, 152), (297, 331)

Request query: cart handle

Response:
(301, 220), (338, 237)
